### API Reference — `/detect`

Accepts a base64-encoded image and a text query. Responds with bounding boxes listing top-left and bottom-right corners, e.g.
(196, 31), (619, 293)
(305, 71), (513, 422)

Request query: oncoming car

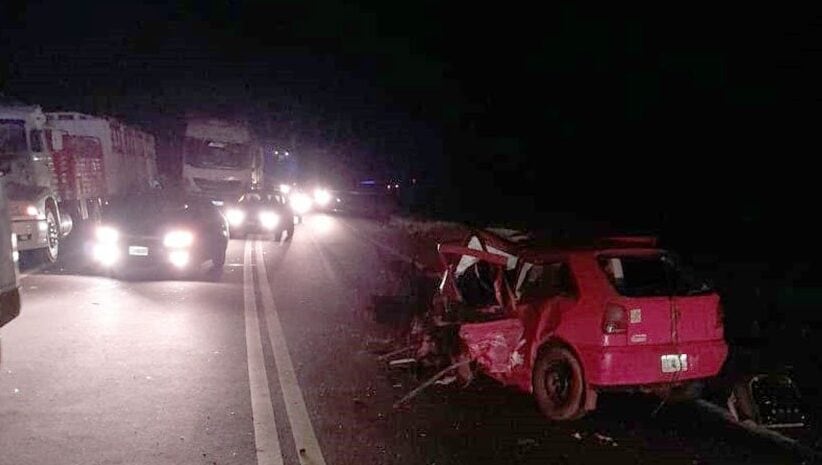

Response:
(90, 194), (228, 275)
(224, 191), (294, 241)
(413, 231), (728, 420)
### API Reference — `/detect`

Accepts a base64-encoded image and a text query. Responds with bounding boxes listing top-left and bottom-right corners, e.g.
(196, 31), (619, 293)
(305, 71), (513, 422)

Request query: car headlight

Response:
(313, 188), (331, 207)
(226, 209), (245, 226)
(163, 230), (194, 248)
(289, 192), (312, 214)
(96, 226), (119, 243)
(279, 184), (292, 194)
(259, 211), (280, 229)
(25, 205), (39, 217)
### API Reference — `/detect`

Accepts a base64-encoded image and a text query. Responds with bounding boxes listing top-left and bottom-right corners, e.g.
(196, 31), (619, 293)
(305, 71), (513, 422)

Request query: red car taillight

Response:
(602, 303), (627, 334)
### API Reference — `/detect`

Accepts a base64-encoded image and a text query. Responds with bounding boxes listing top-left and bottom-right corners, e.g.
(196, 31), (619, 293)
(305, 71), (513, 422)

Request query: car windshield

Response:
(184, 139), (252, 169)
(0, 119), (27, 154)
(599, 253), (713, 297)
(102, 195), (191, 223)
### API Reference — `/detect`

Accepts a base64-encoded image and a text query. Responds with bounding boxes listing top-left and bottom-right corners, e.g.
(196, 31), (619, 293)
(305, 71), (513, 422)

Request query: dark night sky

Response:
(2, 2), (822, 242)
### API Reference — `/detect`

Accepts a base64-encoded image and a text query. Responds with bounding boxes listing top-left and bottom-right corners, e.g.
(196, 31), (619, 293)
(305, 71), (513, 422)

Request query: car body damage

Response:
(402, 230), (729, 420)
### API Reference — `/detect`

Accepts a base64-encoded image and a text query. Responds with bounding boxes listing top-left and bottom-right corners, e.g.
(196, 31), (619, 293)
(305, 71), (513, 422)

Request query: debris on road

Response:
(393, 360), (471, 408)
(594, 433), (618, 447)
(377, 345), (414, 361)
(727, 373), (806, 429)
(434, 375), (457, 386)
(388, 358), (417, 369)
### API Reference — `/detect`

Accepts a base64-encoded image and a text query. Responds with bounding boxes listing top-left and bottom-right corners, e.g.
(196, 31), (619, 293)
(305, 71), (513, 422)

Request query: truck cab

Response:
(0, 103), (71, 263)
(182, 118), (262, 201)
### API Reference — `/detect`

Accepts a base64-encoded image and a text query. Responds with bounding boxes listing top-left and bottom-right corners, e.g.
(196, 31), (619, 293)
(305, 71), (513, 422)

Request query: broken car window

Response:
(519, 262), (575, 301)
(455, 260), (499, 308)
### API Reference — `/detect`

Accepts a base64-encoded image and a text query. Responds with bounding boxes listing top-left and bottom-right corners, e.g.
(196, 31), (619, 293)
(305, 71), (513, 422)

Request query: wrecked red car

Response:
(411, 231), (728, 420)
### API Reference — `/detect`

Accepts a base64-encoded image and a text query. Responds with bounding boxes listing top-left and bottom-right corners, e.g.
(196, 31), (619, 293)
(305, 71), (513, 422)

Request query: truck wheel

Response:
(533, 346), (586, 420)
(39, 207), (60, 264)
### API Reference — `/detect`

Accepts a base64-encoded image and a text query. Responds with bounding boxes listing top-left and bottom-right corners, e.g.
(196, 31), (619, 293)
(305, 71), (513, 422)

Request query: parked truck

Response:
(181, 117), (262, 201)
(46, 111), (159, 223)
(0, 99), (158, 263)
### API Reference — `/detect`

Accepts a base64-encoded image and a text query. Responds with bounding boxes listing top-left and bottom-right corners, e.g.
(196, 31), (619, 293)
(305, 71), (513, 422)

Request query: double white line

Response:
(243, 239), (327, 465)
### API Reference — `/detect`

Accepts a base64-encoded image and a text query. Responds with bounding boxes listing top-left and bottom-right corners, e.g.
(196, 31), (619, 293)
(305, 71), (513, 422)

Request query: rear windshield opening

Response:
(598, 253), (712, 297)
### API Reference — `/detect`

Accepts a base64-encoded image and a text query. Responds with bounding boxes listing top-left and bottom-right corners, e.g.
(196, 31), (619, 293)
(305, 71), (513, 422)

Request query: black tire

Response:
(533, 346), (586, 421)
(39, 207), (60, 264)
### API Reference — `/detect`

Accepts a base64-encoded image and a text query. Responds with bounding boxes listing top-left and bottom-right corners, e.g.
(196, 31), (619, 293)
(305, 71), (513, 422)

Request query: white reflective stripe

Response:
(243, 240), (284, 465)
(255, 240), (327, 465)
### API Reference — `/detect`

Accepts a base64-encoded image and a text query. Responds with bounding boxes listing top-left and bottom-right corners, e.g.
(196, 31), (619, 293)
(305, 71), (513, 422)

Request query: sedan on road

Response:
(224, 191), (294, 241)
(90, 194), (229, 275)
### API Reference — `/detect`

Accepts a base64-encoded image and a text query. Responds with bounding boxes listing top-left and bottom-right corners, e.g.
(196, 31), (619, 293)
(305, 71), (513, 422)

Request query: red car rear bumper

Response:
(578, 340), (728, 387)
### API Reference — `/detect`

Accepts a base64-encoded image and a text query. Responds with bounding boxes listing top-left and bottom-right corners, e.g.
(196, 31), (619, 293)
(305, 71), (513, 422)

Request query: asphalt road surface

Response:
(0, 214), (812, 465)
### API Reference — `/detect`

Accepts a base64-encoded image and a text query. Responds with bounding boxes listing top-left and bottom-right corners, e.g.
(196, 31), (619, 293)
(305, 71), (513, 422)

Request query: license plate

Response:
(660, 354), (688, 373)
(128, 246), (149, 256)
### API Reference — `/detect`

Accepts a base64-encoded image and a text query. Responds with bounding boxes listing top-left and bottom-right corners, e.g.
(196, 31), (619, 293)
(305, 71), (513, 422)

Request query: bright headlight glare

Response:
(289, 192), (312, 214)
(163, 230), (194, 248)
(313, 188), (331, 207)
(226, 209), (245, 225)
(259, 211), (280, 229)
(96, 226), (119, 243)
(92, 243), (119, 266)
(279, 184), (291, 194)
(168, 250), (190, 268)
(25, 205), (39, 217)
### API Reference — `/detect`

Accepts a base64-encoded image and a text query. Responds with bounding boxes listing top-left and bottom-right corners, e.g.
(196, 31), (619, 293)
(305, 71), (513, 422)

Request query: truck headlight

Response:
(259, 211), (280, 229)
(226, 209), (245, 226)
(289, 192), (312, 214)
(313, 188), (331, 207)
(163, 230), (194, 248)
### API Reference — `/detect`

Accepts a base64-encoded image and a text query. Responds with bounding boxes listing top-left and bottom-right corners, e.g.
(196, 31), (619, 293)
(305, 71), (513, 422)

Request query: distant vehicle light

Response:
(211, 199), (224, 207)
(226, 209), (245, 226)
(313, 188), (331, 207)
(25, 205), (39, 217)
(290, 192), (312, 214)
(96, 226), (120, 243)
(259, 211), (280, 229)
(168, 250), (190, 268)
(163, 230), (194, 248)
(279, 184), (292, 194)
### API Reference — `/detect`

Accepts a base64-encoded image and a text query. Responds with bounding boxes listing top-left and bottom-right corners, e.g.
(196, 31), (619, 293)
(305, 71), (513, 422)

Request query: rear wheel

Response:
(533, 346), (586, 420)
(38, 207), (60, 264)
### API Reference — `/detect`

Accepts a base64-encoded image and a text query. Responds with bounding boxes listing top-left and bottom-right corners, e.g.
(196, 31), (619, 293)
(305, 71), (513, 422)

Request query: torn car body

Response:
(411, 231), (729, 420)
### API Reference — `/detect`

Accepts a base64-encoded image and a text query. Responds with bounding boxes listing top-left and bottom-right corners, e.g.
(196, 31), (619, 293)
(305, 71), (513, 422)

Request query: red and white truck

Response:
(0, 100), (158, 263)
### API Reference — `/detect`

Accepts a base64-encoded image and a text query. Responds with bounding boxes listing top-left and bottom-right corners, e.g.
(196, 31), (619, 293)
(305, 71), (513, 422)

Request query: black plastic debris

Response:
(728, 373), (807, 429)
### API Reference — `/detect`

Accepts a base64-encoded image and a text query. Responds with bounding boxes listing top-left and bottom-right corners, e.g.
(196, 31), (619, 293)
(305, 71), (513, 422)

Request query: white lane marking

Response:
(255, 239), (328, 465)
(337, 219), (428, 271)
(243, 239), (284, 465)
